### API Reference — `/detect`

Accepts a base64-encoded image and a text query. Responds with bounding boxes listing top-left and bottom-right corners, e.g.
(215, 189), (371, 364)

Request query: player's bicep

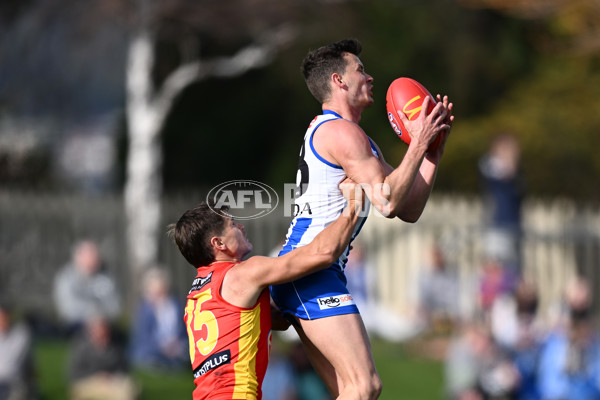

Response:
(341, 154), (386, 188)
(329, 127), (387, 187)
(319, 121), (392, 213)
(334, 137), (390, 212)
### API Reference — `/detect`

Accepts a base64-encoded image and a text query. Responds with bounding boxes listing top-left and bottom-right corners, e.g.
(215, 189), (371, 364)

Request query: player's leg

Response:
(294, 321), (342, 396)
(297, 313), (382, 400)
(271, 268), (381, 398)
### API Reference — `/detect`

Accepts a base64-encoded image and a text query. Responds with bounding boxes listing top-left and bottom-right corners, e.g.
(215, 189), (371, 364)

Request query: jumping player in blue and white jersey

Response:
(271, 110), (377, 318)
(270, 39), (453, 400)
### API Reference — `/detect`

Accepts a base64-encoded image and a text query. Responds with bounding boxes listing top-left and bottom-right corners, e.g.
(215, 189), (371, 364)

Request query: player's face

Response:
(341, 53), (374, 109)
(220, 218), (253, 260)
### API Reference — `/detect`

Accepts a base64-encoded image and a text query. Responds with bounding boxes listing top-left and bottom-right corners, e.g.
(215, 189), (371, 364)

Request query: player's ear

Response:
(211, 236), (225, 251)
(332, 73), (345, 88)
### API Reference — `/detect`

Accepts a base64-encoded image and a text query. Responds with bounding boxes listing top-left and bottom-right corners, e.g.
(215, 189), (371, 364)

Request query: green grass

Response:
(34, 339), (194, 400)
(371, 338), (445, 399)
(35, 337), (444, 399)
(35, 339), (69, 398)
(132, 370), (194, 399)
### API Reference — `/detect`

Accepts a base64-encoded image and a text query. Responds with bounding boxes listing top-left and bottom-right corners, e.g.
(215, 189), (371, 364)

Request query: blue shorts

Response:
(270, 265), (360, 320)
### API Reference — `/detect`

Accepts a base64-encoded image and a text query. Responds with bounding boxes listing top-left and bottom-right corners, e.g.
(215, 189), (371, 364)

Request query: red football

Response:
(386, 77), (441, 150)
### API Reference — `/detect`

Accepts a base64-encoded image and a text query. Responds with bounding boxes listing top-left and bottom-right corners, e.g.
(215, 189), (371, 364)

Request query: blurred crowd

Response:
(0, 238), (331, 400)
(2, 134), (599, 400)
(440, 259), (600, 400)
(4, 237), (599, 400)
(431, 133), (600, 400)
(0, 239), (188, 400)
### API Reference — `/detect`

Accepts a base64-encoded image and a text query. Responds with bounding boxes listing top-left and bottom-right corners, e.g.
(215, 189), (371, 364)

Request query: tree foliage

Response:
(1, 0), (599, 201)
(443, 0), (600, 201)
(161, 0), (540, 194)
(459, 0), (600, 55)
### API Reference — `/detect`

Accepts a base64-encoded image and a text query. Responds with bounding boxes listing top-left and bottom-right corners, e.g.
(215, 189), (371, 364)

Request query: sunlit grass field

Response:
(371, 338), (445, 399)
(35, 337), (445, 399)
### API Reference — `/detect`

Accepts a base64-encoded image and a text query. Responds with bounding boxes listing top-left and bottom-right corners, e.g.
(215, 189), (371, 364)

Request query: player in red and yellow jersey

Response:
(184, 261), (271, 399)
(170, 179), (362, 399)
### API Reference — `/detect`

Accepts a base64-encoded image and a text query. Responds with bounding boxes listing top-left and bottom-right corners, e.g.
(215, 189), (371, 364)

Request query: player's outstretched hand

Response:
(339, 177), (365, 216)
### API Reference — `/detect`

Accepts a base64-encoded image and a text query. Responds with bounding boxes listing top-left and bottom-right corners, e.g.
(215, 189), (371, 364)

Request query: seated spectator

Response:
(478, 257), (517, 316)
(537, 277), (600, 400)
(490, 280), (542, 349)
(129, 267), (188, 370)
(0, 301), (37, 400)
(490, 279), (545, 400)
(445, 321), (520, 400)
(53, 240), (121, 335)
(68, 315), (137, 400)
(418, 244), (461, 333)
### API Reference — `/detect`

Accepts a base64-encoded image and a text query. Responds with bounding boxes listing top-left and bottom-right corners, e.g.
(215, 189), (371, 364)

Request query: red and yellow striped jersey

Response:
(184, 262), (272, 400)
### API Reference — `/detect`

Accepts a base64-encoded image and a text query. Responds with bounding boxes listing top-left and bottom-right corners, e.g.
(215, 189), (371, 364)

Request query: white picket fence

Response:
(1, 190), (599, 323)
(357, 196), (600, 322)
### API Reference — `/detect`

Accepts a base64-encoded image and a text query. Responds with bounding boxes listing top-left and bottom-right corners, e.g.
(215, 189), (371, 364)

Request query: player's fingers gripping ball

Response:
(386, 77), (443, 151)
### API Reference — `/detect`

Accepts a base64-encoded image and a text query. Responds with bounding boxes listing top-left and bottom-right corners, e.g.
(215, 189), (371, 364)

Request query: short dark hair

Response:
(301, 38), (362, 104)
(168, 203), (229, 268)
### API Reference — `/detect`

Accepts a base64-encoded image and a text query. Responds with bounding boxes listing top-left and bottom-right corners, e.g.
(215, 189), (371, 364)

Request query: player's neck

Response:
(211, 252), (240, 264)
(322, 102), (362, 123)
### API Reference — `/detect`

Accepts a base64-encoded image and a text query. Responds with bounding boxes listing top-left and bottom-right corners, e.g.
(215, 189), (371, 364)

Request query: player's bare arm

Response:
(222, 182), (362, 308)
(314, 97), (449, 220)
(389, 94), (454, 220)
(368, 95), (454, 221)
(314, 117), (424, 219)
